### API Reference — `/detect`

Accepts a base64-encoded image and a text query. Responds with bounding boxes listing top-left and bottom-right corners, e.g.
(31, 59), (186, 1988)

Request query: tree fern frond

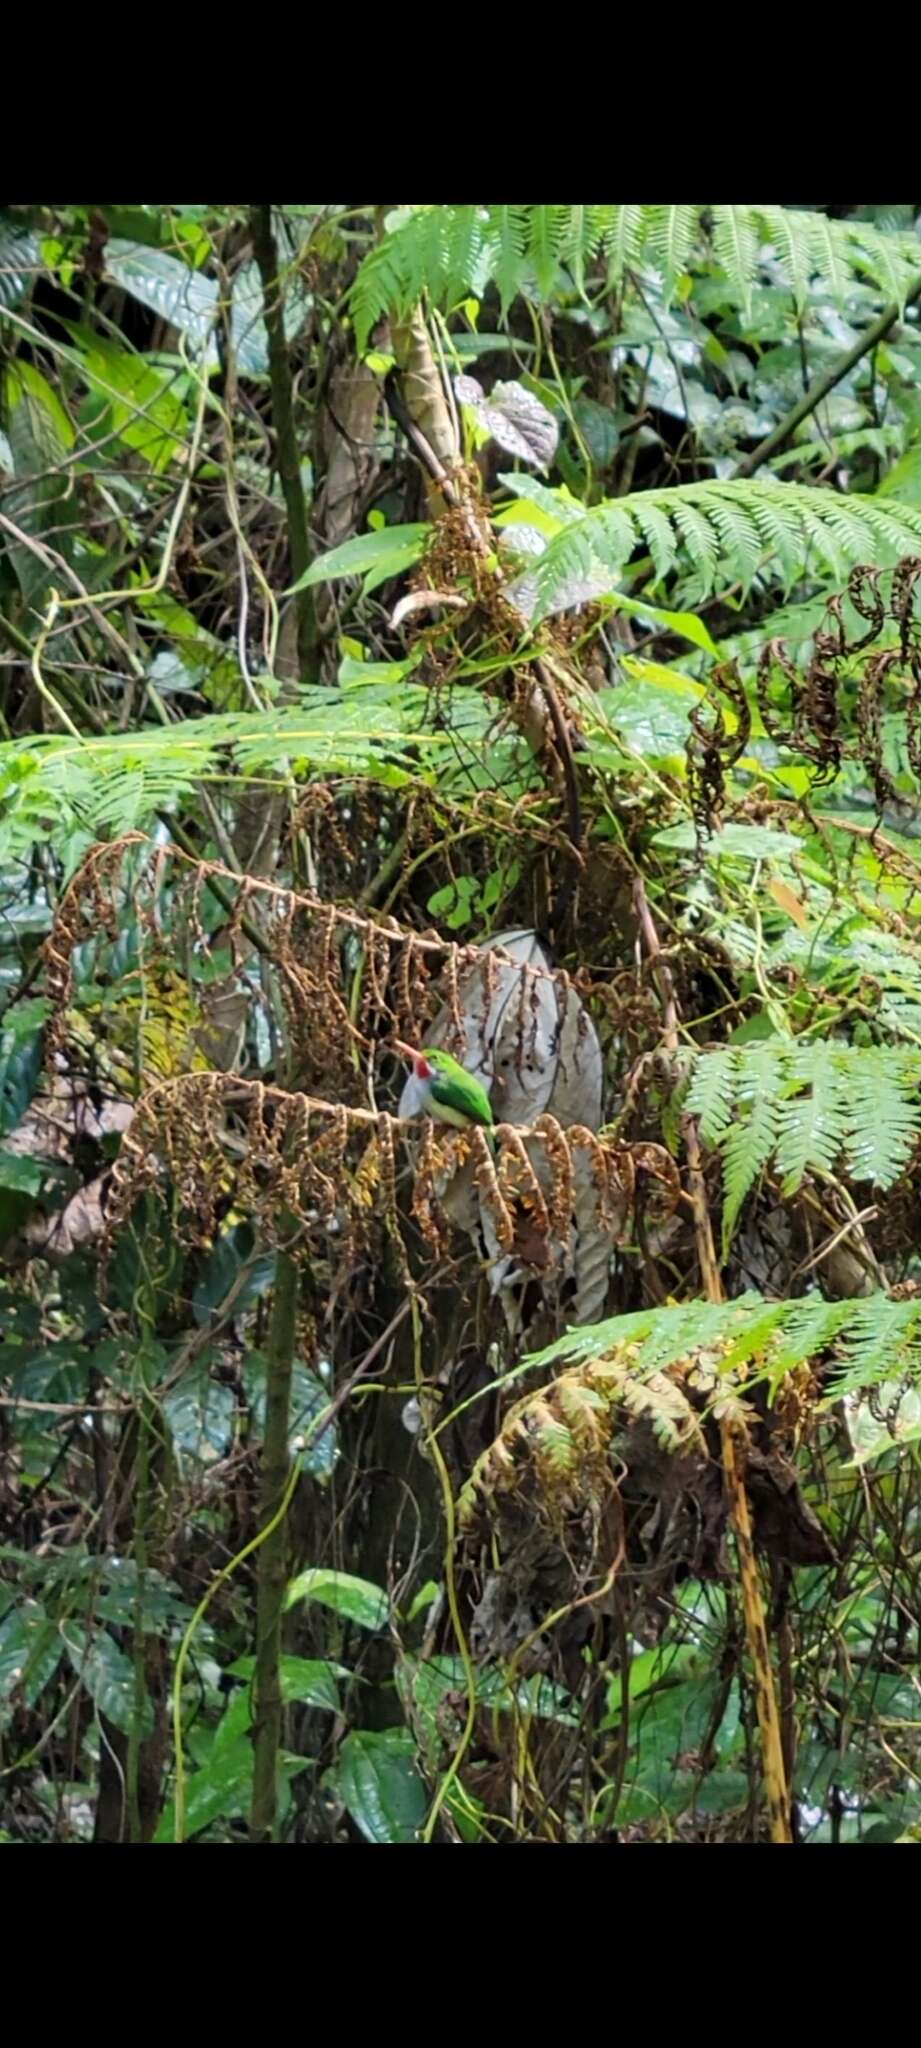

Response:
(452, 206), (495, 301)
(687, 1042), (921, 1250)
(496, 476), (921, 619)
(619, 1370), (704, 1453)
(671, 499), (722, 581)
(710, 205), (760, 318)
(839, 1048), (921, 1184)
(604, 205), (649, 287)
(0, 215), (40, 313)
(795, 498), (850, 581)
(775, 1045), (848, 1192)
(348, 204), (921, 357)
(491, 205), (530, 319)
(770, 1295), (852, 1380)
(630, 499), (680, 583)
(349, 225), (415, 355)
(0, 683), (497, 866)
(528, 205), (568, 298)
(529, 1288), (921, 1456)
(805, 212), (849, 308)
(754, 205), (814, 310)
(532, 1403), (575, 1472)
(564, 205), (612, 296)
(844, 220), (913, 309)
(646, 205), (699, 302)
(719, 1043), (783, 1257)
(743, 492), (808, 586)
(686, 1047), (739, 1147)
(704, 488), (764, 591)
(832, 1294), (921, 1398)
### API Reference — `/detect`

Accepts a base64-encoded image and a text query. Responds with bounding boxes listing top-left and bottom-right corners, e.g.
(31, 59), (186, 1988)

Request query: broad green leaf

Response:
(69, 327), (189, 472)
(326, 1728), (427, 1844)
(0, 1600), (61, 1709)
(608, 592), (719, 656)
(653, 820), (801, 861)
(6, 359), (75, 452)
(878, 444), (921, 504)
(226, 1655), (348, 1711)
(288, 524), (431, 593)
(65, 1624), (154, 1736)
(405, 1580), (441, 1624)
(92, 1560), (193, 1630)
(0, 1005), (46, 1136)
(191, 1226), (275, 1325)
(285, 1568), (388, 1630)
(163, 1361), (235, 1463)
(407, 1654), (578, 1726)
(0, 1151), (46, 1195)
(105, 241), (219, 362)
(3, 361), (80, 619)
(0, 220), (40, 311)
(154, 1736), (253, 1842)
(597, 675), (699, 757)
(243, 1351), (337, 1478)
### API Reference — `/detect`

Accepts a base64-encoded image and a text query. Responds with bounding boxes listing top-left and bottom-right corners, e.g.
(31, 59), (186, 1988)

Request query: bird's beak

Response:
(392, 1039), (420, 1063)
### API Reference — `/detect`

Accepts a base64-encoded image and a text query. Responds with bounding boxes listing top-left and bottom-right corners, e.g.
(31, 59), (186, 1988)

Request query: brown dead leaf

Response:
(766, 874), (809, 928)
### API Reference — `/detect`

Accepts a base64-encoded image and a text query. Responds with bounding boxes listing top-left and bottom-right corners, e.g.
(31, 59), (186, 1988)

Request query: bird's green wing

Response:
(429, 1064), (494, 1127)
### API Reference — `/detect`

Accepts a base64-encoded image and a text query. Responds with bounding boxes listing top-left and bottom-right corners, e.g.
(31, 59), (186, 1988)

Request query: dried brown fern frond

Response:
(458, 1340), (709, 1541)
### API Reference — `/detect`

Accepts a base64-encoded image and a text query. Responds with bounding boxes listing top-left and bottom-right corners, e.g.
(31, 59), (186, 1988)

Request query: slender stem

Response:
(126, 1403), (151, 1845)
(249, 1244), (299, 1840)
(249, 205), (315, 665)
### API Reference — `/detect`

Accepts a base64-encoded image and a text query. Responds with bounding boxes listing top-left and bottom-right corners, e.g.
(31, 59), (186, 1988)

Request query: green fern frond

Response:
(646, 205), (700, 301)
(491, 205), (530, 318)
(0, 681), (499, 866)
(495, 476), (921, 616)
(775, 1044), (849, 1193)
(529, 1288), (921, 1454)
(710, 205), (760, 318)
(719, 1043), (783, 1258)
(563, 205), (613, 296)
(753, 204), (809, 308)
(685, 1046), (741, 1147)
(687, 1042), (921, 1254)
(532, 1404), (575, 1473)
(348, 204), (921, 354)
(831, 1294), (921, 1398)
(604, 205), (650, 287)
(528, 205), (569, 297)
(556, 1377), (607, 1436)
(844, 1049), (921, 1184)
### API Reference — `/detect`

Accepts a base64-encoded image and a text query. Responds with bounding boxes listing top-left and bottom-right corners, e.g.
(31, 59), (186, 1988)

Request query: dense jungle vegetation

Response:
(1, 201), (921, 1844)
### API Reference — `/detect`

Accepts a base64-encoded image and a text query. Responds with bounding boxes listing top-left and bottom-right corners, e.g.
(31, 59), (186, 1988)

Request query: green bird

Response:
(395, 1040), (495, 1133)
